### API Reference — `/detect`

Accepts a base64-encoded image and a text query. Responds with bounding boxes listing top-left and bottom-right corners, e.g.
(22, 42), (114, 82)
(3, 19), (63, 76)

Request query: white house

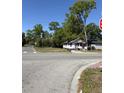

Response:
(63, 39), (102, 50)
(63, 38), (86, 50)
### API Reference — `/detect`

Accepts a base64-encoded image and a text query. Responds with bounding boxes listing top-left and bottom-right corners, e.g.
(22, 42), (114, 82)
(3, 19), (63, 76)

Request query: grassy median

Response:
(34, 47), (69, 52)
(78, 68), (102, 93)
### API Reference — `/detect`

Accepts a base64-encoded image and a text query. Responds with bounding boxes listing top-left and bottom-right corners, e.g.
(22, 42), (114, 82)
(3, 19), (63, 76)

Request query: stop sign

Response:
(99, 18), (102, 30)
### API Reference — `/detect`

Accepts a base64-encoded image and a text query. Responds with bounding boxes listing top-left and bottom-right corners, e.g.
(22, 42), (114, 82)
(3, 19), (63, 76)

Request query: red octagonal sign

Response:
(99, 18), (102, 30)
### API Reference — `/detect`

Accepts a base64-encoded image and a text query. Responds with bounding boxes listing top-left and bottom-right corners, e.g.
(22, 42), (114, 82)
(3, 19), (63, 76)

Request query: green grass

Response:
(78, 68), (102, 93)
(34, 47), (69, 52)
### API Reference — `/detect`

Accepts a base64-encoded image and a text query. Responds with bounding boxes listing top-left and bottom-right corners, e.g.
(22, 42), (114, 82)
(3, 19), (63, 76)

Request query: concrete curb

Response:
(71, 50), (101, 55)
(70, 60), (101, 93)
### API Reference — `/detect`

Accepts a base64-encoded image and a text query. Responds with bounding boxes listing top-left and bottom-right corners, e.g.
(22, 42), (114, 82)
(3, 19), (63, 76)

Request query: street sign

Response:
(99, 18), (102, 30)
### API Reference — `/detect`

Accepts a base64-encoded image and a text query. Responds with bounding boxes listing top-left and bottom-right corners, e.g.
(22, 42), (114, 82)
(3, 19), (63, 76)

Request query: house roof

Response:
(63, 41), (69, 44)
(69, 38), (85, 44)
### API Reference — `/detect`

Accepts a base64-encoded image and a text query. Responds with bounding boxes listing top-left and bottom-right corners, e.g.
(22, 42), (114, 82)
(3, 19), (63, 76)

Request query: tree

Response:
(33, 24), (43, 47)
(52, 28), (67, 47)
(62, 13), (85, 42)
(43, 31), (51, 39)
(70, 0), (96, 45)
(22, 32), (26, 46)
(49, 21), (60, 31)
(26, 29), (34, 45)
(42, 31), (53, 47)
(86, 23), (102, 42)
(63, 13), (83, 35)
(49, 22), (60, 47)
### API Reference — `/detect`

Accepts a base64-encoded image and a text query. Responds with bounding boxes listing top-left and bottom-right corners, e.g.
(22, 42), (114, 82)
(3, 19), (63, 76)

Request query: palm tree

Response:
(26, 29), (34, 44)
(33, 24), (43, 47)
(33, 24), (43, 36)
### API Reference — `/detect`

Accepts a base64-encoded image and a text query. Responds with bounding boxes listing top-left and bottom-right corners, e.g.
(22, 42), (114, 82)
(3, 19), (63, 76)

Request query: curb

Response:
(70, 60), (101, 93)
(71, 50), (101, 55)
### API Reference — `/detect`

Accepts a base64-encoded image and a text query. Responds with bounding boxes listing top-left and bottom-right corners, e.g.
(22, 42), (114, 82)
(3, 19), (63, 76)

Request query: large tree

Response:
(70, 0), (96, 45)
(62, 12), (86, 42)
(63, 13), (83, 35)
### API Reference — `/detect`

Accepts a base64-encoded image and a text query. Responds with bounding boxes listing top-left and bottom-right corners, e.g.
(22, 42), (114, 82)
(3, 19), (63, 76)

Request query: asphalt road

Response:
(22, 46), (101, 93)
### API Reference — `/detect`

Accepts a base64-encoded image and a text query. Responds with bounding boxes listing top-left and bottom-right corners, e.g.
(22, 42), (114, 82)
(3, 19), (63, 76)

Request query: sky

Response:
(22, 0), (102, 32)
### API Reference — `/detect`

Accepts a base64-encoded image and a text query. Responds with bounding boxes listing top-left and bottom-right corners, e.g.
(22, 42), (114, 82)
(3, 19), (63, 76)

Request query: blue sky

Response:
(22, 0), (102, 32)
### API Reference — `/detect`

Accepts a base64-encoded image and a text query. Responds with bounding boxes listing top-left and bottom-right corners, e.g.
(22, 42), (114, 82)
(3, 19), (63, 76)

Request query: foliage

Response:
(63, 13), (83, 35)
(22, 32), (26, 46)
(26, 29), (34, 44)
(69, 0), (96, 43)
(33, 24), (43, 36)
(52, 28), (67, 47)
(86, 23), (102, 41)
(23, 0), (102, 48)
(70, 0), (96, 23)
(33, 24), (43, 47)
(49, 21), (60, 31)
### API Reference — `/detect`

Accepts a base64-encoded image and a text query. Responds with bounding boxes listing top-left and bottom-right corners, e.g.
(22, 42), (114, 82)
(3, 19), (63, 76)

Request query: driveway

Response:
(22, 46), (101, 93)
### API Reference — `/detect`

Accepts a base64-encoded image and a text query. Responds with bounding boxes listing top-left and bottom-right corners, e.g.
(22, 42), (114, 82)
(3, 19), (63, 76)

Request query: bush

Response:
(91, 46), (96, 50)
(22, 39), (26, 46)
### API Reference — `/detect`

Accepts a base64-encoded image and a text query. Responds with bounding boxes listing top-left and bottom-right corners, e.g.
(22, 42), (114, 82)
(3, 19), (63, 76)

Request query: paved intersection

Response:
(22, 46), (101, 93)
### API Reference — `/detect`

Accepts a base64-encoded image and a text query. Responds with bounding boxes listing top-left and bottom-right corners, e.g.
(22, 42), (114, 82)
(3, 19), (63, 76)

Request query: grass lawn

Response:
(78, 68), (102, 93)
(34, 47), (69, 52)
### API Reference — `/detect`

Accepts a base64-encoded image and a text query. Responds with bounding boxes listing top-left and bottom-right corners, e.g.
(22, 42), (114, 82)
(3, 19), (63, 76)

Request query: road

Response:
(22, 46), (101, 93)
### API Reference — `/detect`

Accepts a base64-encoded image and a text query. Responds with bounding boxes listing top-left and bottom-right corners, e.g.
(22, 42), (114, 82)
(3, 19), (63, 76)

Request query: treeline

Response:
(22, 0), (102, 48)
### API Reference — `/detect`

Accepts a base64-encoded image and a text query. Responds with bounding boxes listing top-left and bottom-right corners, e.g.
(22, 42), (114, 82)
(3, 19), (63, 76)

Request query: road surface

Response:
(22, 46), (101, 93)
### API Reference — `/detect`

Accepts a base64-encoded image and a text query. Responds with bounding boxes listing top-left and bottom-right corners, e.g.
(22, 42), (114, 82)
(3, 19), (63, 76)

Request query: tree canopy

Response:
(23, 0), (102, 48)
(49, 21), (60, 31)
(69, 0), (96, 43)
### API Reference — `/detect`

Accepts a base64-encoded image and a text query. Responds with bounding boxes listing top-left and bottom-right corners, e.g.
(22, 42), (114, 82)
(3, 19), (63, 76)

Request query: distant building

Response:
(63, 38), (102, 50)
(63, 38), (86, 50)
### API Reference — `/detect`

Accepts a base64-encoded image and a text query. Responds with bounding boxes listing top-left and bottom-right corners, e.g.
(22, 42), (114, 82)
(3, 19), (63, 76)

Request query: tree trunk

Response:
(83, 18), (88, 48)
